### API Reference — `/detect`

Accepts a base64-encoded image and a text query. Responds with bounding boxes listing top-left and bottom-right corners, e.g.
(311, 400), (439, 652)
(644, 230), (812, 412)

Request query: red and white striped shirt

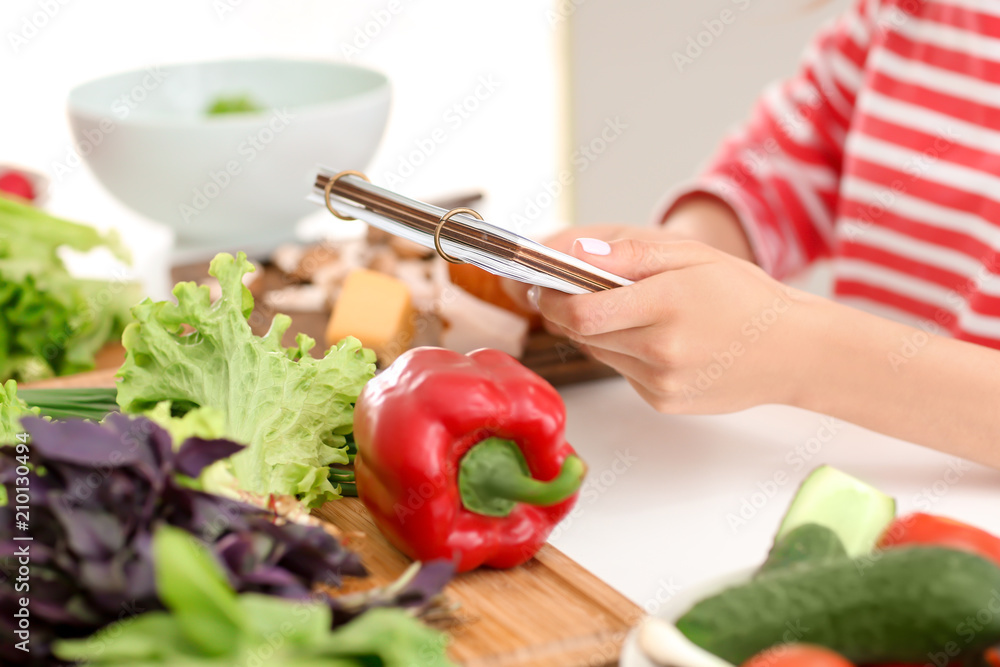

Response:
(663, 0), (1000, 349)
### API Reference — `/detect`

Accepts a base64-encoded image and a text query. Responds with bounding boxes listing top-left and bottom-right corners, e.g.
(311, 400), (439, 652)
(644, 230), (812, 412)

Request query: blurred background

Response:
(0, 0), (848, 297)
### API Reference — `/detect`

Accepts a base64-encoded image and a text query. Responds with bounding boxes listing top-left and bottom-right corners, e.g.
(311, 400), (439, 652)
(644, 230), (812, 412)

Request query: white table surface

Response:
(550, 377), (1000, 614)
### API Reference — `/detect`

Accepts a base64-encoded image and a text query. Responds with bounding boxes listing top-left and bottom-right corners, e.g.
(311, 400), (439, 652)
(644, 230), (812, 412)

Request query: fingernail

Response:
(576, 237), (611, 256)
(527, 285), (541, 312)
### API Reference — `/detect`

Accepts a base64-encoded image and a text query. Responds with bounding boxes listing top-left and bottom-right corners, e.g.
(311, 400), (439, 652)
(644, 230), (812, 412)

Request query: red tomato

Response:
(985, 647), (1000, 667)
(878, 513), (1000, 567)
(0, 171), (35, 201)
(741, 645), (854, 667)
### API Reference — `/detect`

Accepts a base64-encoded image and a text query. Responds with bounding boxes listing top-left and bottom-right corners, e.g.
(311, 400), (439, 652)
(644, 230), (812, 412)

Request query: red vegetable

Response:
(353, 347), (586, 572)
(741, 645), (854, 667)
(878, 513), (1000, 567)
(0, 171), (35, 201)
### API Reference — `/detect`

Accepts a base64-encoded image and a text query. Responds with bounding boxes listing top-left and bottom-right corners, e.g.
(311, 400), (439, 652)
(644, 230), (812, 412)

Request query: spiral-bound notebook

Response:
(309, 168), (632, 295)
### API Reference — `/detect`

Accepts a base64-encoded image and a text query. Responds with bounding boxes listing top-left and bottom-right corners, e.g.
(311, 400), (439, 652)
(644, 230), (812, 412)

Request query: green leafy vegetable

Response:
(54, 525), (455, 666)
(206, 94), (263, 115)
(151, 524), (246, 656)
(0, 197), (140, 382)
(144, 401), (227, 444)
(0, 380), (37, 444)
(116, 252), (376, 507)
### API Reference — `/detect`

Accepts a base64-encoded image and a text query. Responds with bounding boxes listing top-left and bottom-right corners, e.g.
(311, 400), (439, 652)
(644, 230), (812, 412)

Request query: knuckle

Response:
(647, 334), (681, 367)
(564, 301), (599, 335)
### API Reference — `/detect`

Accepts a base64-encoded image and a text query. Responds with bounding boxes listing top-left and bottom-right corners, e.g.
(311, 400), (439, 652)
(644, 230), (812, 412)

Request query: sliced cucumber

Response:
(775, 465), (895, 558)
(756, 523), (846, 577)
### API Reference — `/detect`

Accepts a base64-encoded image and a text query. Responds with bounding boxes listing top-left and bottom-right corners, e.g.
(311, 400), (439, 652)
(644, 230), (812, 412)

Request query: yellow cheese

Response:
(326, 268), (414, 364)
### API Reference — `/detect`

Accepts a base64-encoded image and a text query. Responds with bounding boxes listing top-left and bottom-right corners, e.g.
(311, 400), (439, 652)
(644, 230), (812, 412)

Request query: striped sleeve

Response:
(656, 0), (882, 278)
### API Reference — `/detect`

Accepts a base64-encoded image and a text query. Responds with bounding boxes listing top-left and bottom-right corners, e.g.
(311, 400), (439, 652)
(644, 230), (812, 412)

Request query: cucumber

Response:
(677, 546), (1000, 663)
(776, 465), (895, 557)
(756, 523), (846, 577)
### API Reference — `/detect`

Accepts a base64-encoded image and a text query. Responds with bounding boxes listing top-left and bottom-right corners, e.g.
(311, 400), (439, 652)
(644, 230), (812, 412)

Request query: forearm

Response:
(661, 193), (755, 263)
(794, 298), (1000, 468)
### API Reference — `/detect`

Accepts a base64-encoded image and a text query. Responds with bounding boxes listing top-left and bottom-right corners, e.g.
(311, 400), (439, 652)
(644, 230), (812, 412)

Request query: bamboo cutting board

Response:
(315, 499), (641, 667)
(23, 365), (643, 666)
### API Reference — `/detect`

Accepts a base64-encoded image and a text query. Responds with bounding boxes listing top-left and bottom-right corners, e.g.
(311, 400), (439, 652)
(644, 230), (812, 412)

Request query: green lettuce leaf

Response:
(116, 252), (376, 507)
(0, 197), (139, 382)
(0, 379), (39, 445)
(144, 402), (227, 445)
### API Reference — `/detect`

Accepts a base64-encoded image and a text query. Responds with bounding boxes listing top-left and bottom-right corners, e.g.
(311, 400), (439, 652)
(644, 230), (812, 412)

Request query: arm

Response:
(658, 0), (880, 278)
(533, 239), (1000, 470)
(798, 298), (1000, 467)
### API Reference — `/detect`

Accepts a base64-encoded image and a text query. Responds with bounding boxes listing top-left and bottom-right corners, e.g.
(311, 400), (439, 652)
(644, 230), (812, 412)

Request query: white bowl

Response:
(67, 58), (390, 256)
(620, 568), (752, 667)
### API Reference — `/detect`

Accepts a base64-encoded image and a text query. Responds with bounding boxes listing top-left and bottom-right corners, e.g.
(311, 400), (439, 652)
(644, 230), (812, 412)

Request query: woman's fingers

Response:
(532, 238), (718, 336)
(501, 225), (630, 309)
(585, 346), (677, 406)
(571, 237), (717, 281)
(535, 284), (659, 336)
(557, 322), (662, 358)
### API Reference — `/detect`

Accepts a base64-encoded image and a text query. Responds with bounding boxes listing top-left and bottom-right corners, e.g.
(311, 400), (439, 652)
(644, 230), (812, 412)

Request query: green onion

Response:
(18, 387), (119, 421)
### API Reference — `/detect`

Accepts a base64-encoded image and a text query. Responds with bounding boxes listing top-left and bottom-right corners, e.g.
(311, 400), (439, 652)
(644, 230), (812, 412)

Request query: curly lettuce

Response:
(0, 196), (139, 382)
(0, 380), (38, 445)
(116, 252), (376, 507)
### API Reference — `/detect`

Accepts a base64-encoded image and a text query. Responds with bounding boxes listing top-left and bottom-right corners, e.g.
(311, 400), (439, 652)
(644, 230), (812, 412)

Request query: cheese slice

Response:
(326, 268), (414, 364)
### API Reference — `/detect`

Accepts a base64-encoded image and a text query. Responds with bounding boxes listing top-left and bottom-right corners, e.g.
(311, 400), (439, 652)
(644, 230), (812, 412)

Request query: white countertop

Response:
(550, 377), (1000, 613)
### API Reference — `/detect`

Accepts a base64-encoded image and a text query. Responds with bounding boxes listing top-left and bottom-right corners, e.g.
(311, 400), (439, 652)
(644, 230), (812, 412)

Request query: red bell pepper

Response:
(353, 347), (586, 572)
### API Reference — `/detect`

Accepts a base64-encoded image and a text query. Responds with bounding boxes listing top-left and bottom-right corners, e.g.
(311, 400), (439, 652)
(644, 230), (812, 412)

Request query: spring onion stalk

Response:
(328, 467), (357, 497)
(18, 387), (119, 421)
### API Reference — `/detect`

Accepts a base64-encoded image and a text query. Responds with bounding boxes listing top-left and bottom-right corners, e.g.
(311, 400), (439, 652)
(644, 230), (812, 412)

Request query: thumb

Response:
(570, 237), (716, 281)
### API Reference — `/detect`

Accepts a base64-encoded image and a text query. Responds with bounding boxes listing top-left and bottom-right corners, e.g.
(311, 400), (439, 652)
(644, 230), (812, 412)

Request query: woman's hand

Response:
(532, 237), (819, 414)
(503, 193), (754, 311)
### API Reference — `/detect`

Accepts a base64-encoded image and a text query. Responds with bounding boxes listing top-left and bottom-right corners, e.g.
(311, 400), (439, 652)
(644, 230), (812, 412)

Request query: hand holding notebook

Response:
(310, 168), (632, 295)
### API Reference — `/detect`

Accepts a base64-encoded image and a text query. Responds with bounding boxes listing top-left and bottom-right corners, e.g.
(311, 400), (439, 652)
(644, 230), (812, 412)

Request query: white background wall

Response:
(567, 0), (849, 225)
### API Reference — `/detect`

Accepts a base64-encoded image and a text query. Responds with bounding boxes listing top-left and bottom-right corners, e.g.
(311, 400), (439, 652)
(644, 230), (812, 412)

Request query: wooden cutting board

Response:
(22, 367), (642, 666)
(316, 499), (641, 667)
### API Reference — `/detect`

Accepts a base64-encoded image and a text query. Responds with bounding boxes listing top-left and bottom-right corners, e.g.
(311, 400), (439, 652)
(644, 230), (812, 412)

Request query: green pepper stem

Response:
(458, 437), (586, 518)
(481, 455), (586, 506)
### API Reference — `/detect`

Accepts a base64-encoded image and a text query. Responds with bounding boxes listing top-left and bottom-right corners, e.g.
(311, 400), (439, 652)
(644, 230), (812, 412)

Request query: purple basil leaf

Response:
(392, 559), (456, 608)
(48, 503), (125, 558)
(174, 437), (244, 478)
(21, 416), (146, 468)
